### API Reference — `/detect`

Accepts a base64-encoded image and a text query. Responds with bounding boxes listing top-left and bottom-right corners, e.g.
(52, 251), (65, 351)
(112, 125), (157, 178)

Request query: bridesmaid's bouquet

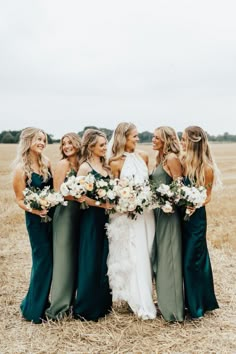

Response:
(150, 178), (207, 219)
(60, 174), (95, 209)
(113, 177), (153, 219)
(150, 182), (176, 213)
(23, 186), (66, 222)
(87, 174), (118, 212)
(175, 182), (207, 221)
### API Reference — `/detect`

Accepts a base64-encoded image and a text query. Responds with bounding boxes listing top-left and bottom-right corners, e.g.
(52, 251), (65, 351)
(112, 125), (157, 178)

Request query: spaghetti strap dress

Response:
(21, 172), (53, 324)
(151, 164), (184, 322)
(46, 168), (81, 320)
(181, 177), (219, 318)
(73, 168), (112, 321)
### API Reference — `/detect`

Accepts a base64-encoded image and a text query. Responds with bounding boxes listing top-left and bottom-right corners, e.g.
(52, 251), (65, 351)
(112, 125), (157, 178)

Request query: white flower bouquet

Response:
(151, 182), (177, 213)
(60, 174), (96, 209)
(23, 185), (66, 222)
(113, 177), (153, 219)
(84, 174), (118, 213)
(176, 183), (207, 221)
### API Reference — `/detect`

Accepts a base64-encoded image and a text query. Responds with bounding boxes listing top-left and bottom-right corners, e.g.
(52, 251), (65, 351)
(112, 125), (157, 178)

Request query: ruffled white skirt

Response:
(106, 210), (156, 320)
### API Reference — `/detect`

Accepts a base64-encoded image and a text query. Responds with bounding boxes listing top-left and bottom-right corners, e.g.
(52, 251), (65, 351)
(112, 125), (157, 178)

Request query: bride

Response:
(106, 122), (156, 320)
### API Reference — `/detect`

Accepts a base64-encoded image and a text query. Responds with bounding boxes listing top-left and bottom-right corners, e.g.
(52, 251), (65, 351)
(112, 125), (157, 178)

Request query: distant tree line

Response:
(1, 128), (236, 144)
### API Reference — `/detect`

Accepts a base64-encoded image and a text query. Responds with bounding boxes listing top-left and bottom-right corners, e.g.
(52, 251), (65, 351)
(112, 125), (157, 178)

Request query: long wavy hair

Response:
(80, 129), (109, 171)
(12, 127), (50, 184)
(60, 132), (81, 161)
(109, 122), (136, 163)
(181, 126), (221, 187)
(154, 126), (181, 166)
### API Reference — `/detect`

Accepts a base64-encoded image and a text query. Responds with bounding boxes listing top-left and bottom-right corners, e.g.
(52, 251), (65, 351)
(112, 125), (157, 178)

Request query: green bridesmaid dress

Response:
(151, 165), (184, 322)
(182, 177), (219, 319)
(45, 169), (81, 320)
(21, 172), (53, 324)
(73, 169), (112, 321)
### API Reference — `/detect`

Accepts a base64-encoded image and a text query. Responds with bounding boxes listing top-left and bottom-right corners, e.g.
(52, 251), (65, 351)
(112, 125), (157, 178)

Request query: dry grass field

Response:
(0, 143), (236, 354)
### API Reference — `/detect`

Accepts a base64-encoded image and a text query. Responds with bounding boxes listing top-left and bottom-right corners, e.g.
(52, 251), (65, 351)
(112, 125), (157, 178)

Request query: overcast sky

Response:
(1, 0), (236, 138)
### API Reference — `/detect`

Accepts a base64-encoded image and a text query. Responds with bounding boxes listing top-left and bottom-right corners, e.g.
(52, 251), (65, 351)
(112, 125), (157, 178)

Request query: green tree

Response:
(1, 132), (15, 143)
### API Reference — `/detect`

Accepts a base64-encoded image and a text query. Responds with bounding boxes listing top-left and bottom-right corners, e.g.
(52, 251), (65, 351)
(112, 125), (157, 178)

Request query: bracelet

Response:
(95, 201), (101, 206)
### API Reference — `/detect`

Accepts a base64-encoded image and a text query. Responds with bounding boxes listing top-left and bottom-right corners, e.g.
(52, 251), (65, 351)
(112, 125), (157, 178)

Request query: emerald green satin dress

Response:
(21, 172), (53, 324)
(73, 169), (112, 321)
(46, 169), (81, 320)
(151, 165), (184, 322)
(182, 177), (219, 318)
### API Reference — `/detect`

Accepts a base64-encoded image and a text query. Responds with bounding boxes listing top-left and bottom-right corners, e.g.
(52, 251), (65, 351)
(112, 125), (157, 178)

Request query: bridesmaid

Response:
(73, 129), (112, 321)
(46, 132), (83, 320)
(12, 127), (53, 324)
(151, 126), (184, 322)
(180, 126), (219, 319)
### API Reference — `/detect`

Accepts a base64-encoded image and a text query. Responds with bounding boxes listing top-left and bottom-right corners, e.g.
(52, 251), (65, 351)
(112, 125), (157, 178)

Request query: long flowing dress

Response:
(182, 177), (219, 319)
(73, 169), (112, 321)
(151, 164), (184, 322)
(106, 152), (156, 320)
(21, 172), (53, 324)
(46, 169), (81, 320)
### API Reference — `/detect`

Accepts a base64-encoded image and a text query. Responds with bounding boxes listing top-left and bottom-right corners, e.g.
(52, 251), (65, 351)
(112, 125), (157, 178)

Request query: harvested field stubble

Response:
(0, 143), (236, 354)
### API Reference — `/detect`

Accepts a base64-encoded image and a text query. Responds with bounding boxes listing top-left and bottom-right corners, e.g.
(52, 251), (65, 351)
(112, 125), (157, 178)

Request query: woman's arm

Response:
(203, 166), (214, 205)
(138, 150), (149, 167)
(109, 160), (121, 178)
(53, 160), (69, 191)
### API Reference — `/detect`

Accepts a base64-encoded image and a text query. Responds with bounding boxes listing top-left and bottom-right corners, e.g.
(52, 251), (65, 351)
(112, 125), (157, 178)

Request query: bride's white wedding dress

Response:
(106, 152), (156, 320)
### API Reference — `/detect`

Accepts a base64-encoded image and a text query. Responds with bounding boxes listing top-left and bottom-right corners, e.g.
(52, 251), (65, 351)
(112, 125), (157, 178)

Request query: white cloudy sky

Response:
(0, 0), (236, 138)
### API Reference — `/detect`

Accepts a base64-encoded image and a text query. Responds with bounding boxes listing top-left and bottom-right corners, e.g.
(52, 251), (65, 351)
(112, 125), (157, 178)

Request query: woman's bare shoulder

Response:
(110, 158), (123, 168)
(78, 162), (92, 175)
(166, 152), (180, 162)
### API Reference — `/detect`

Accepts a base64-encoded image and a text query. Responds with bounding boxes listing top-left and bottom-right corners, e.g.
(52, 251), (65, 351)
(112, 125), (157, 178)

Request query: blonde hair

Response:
(109, 122), (136, 162)
(60, 132), (81, 160)
(181, 126), (221, 187)
(80, 129), (109, 171)
(154, 126), (180, 165)
(12, 127), (50, 184)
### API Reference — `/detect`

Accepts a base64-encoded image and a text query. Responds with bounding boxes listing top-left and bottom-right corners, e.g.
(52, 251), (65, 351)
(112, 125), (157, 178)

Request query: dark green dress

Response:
(46, 169), (81, 320)
(182, 177), (219, 319)
(21, 172), (53, 324)
(151, 165), (184, 322)
(73, 169), (112, 321)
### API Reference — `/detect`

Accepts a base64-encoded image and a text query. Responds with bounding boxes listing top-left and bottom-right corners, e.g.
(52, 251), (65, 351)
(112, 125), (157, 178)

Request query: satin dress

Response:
(46, 169), (81, 320)
(182, 177), (219, 318)
(73, 169), (112, 321)
(21, 172), (53, 324)
(151, 164), (184, 322)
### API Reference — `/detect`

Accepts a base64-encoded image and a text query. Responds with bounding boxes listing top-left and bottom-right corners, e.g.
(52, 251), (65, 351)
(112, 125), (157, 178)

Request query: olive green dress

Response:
(46, 169), (81, 320)
(182, 177), (219, 319)
(21, 172), (53, 324)
(73, 169), (112, 321)
(151, 165), (184, 322)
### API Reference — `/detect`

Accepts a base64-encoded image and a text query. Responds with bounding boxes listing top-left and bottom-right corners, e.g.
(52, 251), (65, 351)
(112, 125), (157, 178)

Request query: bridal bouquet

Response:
(23, 186), (66, 222)
(114, 177), (153, 219)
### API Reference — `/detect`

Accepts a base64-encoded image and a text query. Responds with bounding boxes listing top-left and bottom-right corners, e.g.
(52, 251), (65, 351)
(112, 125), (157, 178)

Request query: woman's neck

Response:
(29, 150), (39, 163)
(68, 155), (79, 171)
(124, 148), (135, 153)
(88, 154), (101, 165)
